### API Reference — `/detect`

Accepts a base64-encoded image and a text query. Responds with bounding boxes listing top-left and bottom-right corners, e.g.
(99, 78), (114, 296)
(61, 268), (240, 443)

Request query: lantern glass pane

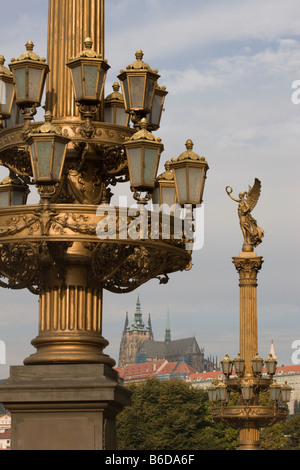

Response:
(96, 69), (105, 97)
(52, 141), (66, 181)
(144, 77), (156, 110)
(0, 81), (14, 115)
(104, 107), (114, 123)
(115, 106), (128, 126)
(242, 385), (252, 401)
(270, 386), (280, 402)
(28, 67), (43, 102)
(11, 190), (25, 206)
(14, 67), (26, 100)
(84, 65), (98, 98)
(188, 166), (203, 203)
(30, 142), (37, 180)
(128, 147), (142, 186)
(152, 187), (160, 207)
(144, 147), (158, 185)
(151, 93), (162, 127)
(174, 167), (187, 203)
(0, 191), (9, 207)
(71, 65), (83, 100)
(122, 78), (130, 111)
(129, 76), (145, 109)
(161, 186), (176, 207)
(37, 140), (52, 178)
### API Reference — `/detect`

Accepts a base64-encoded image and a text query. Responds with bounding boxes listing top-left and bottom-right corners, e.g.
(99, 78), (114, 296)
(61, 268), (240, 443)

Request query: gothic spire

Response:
(165, 309), (171, 345)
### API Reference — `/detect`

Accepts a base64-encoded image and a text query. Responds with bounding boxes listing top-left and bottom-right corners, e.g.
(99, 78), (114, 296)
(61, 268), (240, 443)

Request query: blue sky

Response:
(0, 0), (300, 378)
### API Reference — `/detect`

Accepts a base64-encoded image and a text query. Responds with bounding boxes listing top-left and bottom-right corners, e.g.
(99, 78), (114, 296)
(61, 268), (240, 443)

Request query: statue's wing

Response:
(246, 178), (261, 212)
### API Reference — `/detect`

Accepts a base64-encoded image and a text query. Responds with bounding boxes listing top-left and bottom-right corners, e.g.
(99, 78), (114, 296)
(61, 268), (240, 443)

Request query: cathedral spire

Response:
(165, 309), (171, 345)
(123, 312), (129, 332)
(131, 293), (146, 331)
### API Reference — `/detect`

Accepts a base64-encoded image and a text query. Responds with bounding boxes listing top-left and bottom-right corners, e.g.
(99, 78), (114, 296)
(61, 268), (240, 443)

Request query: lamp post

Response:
(209, 179), (289, 450)
(0, 0), (209, 451)
(9, 40), (49, 133)
(0, 56), (15, 127)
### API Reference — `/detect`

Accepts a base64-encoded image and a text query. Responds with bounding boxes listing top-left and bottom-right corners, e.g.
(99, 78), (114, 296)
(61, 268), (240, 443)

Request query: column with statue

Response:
(208, 178), (291, 450)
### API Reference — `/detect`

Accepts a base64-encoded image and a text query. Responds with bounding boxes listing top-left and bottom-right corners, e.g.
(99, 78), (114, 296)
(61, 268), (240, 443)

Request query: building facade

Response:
(118, 296), (218, 372)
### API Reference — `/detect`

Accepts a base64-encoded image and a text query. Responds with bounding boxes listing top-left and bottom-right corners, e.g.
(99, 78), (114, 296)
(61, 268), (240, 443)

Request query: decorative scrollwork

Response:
(51, 213), (97, 235)
(0, 147), (33, 184)
(91, 242), (189, 293)
(0, 242), (40, 292)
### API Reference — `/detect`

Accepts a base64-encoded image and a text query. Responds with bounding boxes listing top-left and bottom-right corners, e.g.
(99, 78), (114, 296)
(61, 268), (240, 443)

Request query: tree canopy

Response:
(116, 378), (239, 450)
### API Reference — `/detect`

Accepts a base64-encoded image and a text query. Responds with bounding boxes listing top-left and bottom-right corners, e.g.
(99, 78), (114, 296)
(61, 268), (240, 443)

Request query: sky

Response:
(0, 0), (300, 379)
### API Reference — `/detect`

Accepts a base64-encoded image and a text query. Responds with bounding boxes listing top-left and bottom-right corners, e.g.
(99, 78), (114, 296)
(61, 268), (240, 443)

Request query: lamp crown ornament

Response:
(128, 117), (161, 143)
(0, 55), (12, 76)
(172, 139), (207, 163)
(31, 111), (67, 137)
(124, 49), (158, 74)
(69, 37), (106, 60)
(158, 161), (174, 181)
(11, 40), (47, 63)
(105, 81), (123, 102)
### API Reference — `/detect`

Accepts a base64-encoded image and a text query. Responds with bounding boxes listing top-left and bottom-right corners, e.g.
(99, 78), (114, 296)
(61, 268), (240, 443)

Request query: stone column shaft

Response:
(233, 253), (263, 376)
(46, 0), (105, 119)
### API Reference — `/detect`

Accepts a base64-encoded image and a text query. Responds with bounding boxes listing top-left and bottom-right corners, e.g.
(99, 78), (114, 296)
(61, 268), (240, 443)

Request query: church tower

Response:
(165, 310), (171, 345)
(118, 294), (153, 368)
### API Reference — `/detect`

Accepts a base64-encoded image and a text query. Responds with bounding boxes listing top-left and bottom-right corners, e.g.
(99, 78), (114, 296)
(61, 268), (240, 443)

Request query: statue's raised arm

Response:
(226, 178), (264, 252)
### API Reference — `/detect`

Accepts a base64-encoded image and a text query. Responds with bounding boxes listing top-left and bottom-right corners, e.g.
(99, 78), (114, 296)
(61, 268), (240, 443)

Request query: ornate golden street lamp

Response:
(146, 83), (168, 131)
(104, 81), (130, 127)
(9, 40), (49, 129)
(209, 179), (290, 450)
(118, 49), (160, 126)
(0, 0), (209, 451)
(124, 117), (164, 203)
(0, 56), (15, 126)
(152, 161), (177, 210)
(170, 139), (209, 206)
(0, 172), (29, 206)
(67, 37), (110, 138)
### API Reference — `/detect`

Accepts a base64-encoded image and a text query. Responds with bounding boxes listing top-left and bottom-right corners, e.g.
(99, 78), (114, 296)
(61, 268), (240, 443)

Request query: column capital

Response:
(232, 254), (263, 287)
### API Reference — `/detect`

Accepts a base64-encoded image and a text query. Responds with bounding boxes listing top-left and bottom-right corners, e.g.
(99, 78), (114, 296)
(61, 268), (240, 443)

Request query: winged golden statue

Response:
(226, 178), (264, 252)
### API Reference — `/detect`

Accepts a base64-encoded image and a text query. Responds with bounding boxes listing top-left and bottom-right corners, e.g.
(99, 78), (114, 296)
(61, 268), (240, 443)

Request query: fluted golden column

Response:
(24, 244), (115, 366)
(46, 0), (105, 119)
(233, 252), (263, 450)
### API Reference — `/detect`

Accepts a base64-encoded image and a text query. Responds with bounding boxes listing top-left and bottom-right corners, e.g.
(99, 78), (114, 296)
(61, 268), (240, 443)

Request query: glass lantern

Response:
(104, 82), (129, 127)
(118, 50), (160, 120)
(152, 161), (177, 211)
(146, 84), (168, 131)
(67, 37), (110, 105)
(281, 381), (292, 404)
(216, 381), (227, 402)
(170, 139), (209, 206)
(220, 354), (233, 377)
(233, 353), (245, 377)
(9, 40), (49, 109)
(270, 381), (281, 403)
(264, 353), (277, 376)
(207, 384), (217, 403)
(0, 55), (15, 122)
(252, 353), (264, 376)
(26, 112), (70, 183)
(0, 172), (29, 207)
(241, 380), (253, 402)
(124, 118), (163, 193)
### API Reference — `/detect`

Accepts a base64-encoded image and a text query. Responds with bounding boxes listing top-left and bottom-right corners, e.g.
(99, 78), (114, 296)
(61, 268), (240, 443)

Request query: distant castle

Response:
(118, 295), (218, 372)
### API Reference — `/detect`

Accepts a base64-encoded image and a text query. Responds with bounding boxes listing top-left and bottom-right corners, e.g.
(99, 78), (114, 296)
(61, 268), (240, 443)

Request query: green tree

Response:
(260, 414), (300, 450)
(116, 378), (238, 450)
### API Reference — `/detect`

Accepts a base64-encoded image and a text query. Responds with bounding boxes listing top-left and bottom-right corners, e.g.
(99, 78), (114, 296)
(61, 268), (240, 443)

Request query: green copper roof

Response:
(127, 294), (147, 332)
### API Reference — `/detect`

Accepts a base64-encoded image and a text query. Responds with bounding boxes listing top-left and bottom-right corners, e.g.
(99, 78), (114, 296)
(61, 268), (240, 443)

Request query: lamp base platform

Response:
(0, 363), (131, 450)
